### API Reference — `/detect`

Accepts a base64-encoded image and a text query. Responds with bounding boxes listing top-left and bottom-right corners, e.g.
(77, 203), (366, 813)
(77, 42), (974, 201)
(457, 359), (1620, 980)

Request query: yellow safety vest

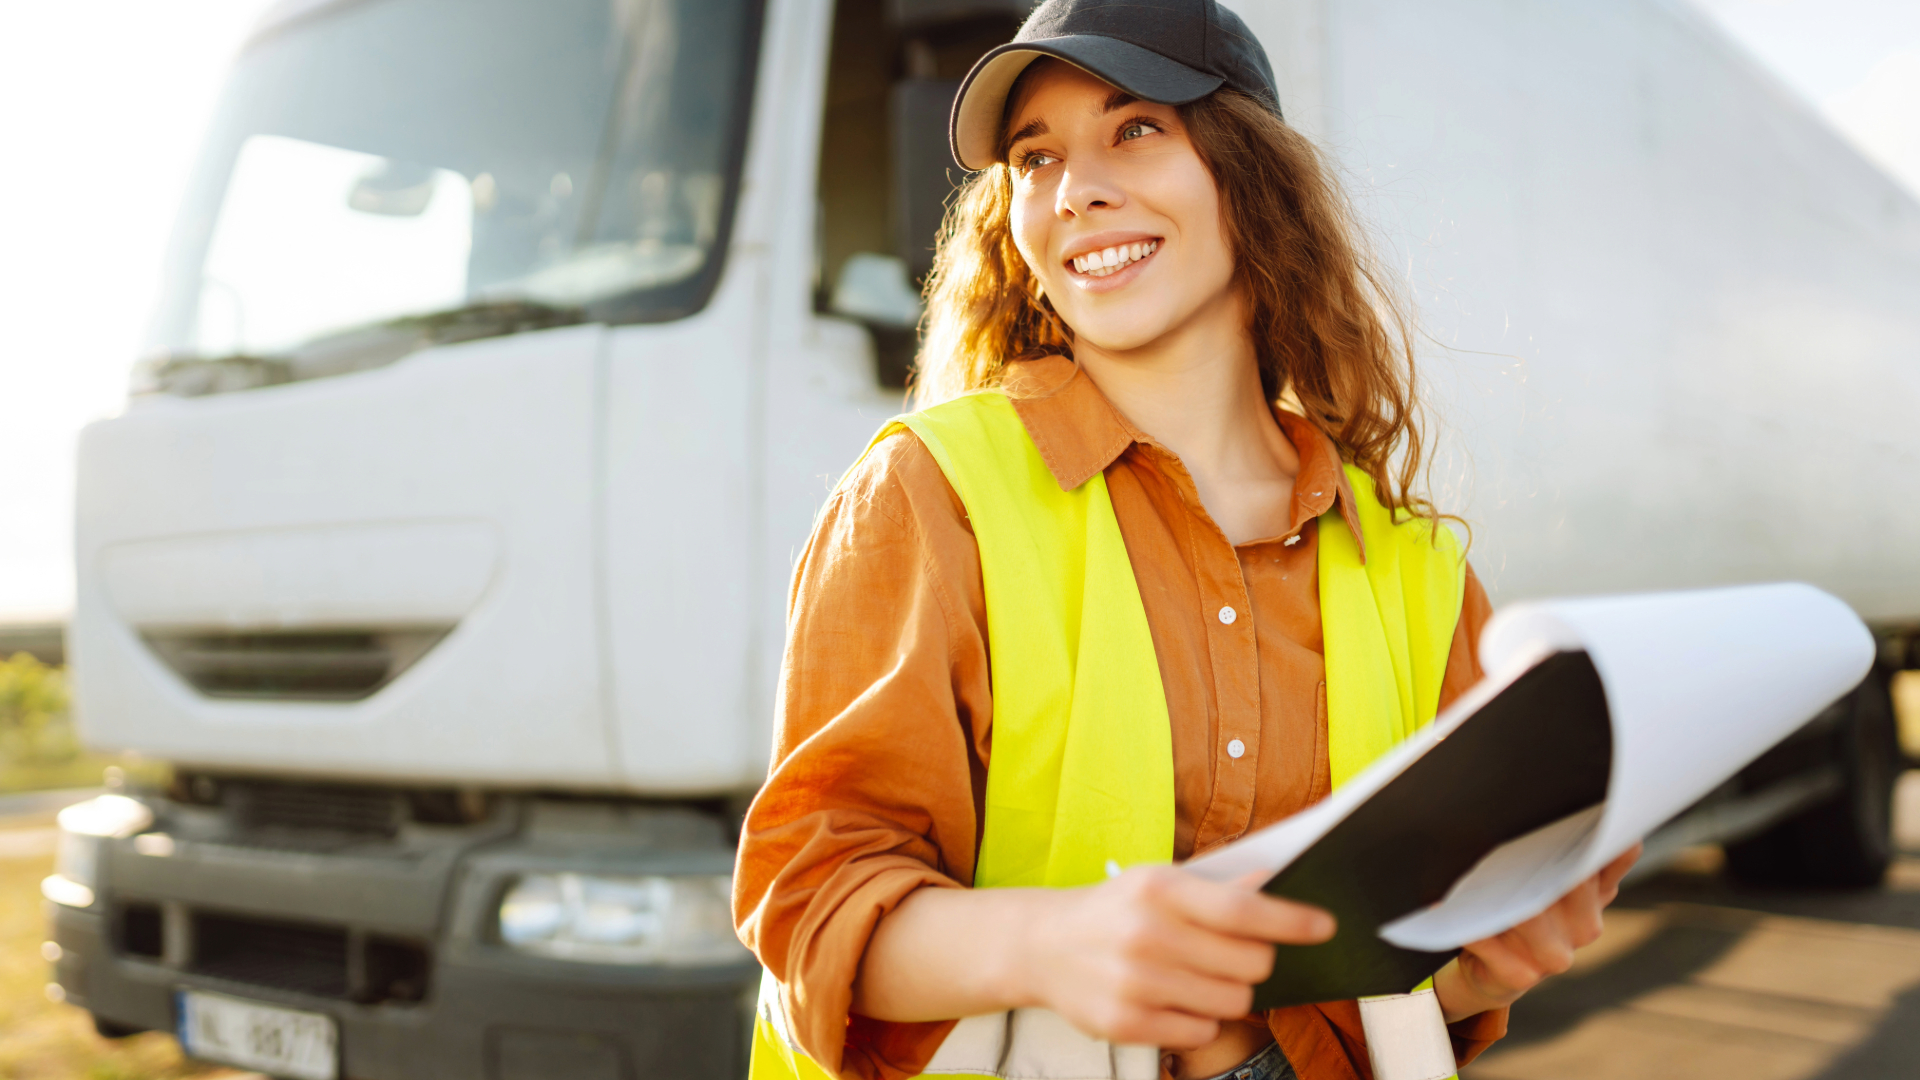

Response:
(753, 391), (1465, 1080)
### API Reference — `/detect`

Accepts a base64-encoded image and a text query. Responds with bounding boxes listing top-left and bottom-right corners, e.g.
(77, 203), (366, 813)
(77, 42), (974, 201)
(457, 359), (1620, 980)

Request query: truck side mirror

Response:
(825, 77), (963, 389)
(829, 252), (921, 389)
(810, 0), (1032, 388)
(829, 252), (922, 327)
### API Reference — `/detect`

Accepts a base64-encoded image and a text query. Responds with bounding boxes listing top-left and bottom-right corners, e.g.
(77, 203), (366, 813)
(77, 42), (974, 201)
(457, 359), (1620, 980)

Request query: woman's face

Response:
(1004, 62), (1238, 354)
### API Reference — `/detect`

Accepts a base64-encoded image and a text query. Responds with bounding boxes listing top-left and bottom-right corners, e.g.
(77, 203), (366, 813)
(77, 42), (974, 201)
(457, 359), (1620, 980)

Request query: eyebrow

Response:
(1006, 116), (1049, 148)
(1003, 90), (1146, 154)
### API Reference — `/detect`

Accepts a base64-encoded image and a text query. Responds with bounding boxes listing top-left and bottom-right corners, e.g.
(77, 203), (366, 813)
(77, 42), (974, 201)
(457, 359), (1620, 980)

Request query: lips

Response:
(1069, 240), (1159, 278)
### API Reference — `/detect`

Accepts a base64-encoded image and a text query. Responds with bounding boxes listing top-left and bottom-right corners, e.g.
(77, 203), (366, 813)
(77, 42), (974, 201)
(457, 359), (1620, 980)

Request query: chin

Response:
(1054, 304), (1182, 354)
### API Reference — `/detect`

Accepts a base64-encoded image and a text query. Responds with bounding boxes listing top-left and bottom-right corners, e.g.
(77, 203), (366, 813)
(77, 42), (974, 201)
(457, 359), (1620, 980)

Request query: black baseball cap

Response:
(949, 0), (1281, 171)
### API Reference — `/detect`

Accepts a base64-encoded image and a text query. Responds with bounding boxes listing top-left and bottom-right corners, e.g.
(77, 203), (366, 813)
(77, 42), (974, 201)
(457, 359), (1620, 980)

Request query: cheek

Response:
(1166, 160), (1231, 275)
(1009, 190), (1054, 283)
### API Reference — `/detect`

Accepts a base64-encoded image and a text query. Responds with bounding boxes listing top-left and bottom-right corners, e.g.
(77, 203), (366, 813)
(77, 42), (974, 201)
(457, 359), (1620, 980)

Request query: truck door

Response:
(599, 0), (1035, 792)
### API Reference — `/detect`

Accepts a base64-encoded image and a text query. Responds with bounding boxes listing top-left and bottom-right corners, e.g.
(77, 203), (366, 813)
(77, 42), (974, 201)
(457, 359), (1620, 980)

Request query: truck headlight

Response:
(45, 795), (155, 907)
(497, 873), (749, 965)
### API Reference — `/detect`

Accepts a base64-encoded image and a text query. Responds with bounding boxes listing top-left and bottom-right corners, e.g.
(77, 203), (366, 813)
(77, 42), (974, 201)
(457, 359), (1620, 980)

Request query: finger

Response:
(1461, 932), (1547, 996)
(1553, 877), (1607, 944)
(1597, 844), (1642, 893)
(1094, 1007), (1219, 1051)
(1557, 898), (1606, 950)
(1453, 945), (1513, 1003)
(1130, 919), (1276, 985)
(1119, 963), (1258, 1021)
(1565, 881), (1609, 947)
(1152, 872), (1335, 944)
(1457, 940), (1530, 1000)
(1230, 869), (1271, 891)
(1505, 909), (1577, 977)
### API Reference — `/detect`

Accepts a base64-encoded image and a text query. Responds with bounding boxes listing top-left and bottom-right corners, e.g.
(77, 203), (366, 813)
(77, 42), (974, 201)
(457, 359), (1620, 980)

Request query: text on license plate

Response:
(177, 989), (338, 1080)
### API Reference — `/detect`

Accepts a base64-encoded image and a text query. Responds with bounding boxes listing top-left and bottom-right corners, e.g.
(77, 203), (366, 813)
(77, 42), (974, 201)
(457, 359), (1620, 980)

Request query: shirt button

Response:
(1227, 739), (1246, 759)
(1218, 605), (1237, 625)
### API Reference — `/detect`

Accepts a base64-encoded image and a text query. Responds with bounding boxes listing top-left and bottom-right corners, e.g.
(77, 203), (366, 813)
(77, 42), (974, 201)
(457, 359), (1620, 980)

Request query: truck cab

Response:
(52, 0), (1021, 1075)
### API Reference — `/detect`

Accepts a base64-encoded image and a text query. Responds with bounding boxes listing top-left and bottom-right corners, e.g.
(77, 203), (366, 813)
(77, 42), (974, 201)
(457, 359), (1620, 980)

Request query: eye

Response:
(1015, 150), (1059, 173)
(1118, 119), (1163, 143)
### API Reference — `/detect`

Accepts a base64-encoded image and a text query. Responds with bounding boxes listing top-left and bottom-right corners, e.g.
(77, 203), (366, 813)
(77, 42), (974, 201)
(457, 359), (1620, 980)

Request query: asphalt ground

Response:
(0, 788), (97, 862)
(1464, 771), (1920, 1080)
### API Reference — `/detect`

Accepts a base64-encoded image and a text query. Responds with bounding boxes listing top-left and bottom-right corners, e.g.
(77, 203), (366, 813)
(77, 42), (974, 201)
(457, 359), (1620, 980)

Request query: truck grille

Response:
(169, 776), (495, 853)
(189, 911), (430, 1004)
(142, 627), (448, 701)
(230, 780), (403, 840)
(193, 912), (350, 997)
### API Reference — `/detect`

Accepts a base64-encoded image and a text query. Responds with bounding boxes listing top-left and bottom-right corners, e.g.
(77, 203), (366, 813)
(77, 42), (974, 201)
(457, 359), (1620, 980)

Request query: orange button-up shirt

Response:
(735, 355), (1506, 1080)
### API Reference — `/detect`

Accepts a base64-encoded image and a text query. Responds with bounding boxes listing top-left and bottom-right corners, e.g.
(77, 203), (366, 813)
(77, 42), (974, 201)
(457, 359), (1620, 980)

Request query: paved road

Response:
(0, 787), (97, 859)
(1466, 774), (1920, 1080)
(0, 786), (100, 821)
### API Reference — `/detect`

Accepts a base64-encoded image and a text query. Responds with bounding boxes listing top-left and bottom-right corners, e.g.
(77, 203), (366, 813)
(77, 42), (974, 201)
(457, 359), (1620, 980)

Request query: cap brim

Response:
(949, 36), (1225, 171)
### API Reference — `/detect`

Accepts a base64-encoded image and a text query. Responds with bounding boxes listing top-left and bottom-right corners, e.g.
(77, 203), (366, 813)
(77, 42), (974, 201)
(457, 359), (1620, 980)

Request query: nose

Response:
(1054, 158), (1125, 220)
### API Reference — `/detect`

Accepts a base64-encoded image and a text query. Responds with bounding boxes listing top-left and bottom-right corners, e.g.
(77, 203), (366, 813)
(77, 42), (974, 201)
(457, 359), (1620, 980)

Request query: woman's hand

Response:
(1433, 844), (1642, 1023)
(1014, 867), (1335, 1049)
(853, 867), (1333, 1050)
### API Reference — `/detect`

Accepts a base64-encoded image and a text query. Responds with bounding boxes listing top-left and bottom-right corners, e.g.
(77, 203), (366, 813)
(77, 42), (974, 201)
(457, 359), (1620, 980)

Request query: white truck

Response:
(48, 0), (1920, 1076)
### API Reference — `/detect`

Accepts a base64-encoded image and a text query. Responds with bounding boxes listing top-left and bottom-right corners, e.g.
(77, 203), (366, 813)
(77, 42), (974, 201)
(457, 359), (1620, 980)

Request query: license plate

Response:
(177, 989), (339, 1080)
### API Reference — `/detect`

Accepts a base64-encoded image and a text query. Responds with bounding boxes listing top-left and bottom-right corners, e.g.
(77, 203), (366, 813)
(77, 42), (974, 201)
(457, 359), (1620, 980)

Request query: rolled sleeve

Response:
(734, 431), (992, 1080)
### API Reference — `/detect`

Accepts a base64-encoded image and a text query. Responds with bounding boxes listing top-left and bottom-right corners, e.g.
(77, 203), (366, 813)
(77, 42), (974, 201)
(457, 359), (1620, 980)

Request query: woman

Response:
(736, 2), (1636, 1078)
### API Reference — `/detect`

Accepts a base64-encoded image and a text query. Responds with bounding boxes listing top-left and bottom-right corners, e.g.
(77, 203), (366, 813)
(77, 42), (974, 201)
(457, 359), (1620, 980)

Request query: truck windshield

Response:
(145, 0), (760, 392)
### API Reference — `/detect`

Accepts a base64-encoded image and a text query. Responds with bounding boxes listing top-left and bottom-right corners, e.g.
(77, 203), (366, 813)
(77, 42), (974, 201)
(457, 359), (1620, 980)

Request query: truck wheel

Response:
(1725, 666), (1901, 889)
(92, 1014), (144, 1039)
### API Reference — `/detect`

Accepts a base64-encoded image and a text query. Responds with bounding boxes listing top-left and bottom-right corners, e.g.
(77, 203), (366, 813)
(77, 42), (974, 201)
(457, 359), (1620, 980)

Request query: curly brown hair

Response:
(913, 84), (1442, 525)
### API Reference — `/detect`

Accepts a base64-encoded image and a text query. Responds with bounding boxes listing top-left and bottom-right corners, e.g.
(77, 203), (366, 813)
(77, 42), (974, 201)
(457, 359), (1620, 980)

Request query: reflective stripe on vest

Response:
(754, 392), (1466, 1080)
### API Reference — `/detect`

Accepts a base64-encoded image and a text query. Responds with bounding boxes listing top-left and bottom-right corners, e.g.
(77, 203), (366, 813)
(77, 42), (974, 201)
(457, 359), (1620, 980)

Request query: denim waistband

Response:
(1189, 1040), (1297, 1080)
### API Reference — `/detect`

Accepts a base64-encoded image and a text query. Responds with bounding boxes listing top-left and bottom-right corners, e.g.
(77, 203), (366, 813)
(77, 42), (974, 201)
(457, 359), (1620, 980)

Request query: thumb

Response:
(1230, 869), (1273, 892)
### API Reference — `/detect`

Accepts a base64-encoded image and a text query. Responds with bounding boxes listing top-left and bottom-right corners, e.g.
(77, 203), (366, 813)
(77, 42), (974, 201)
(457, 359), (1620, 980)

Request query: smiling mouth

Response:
(1070, 240), (1159, 278)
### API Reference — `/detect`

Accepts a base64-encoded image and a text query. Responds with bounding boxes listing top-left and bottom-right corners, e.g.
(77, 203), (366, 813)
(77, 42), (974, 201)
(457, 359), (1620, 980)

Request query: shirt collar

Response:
(1001, 355), (1368, 561)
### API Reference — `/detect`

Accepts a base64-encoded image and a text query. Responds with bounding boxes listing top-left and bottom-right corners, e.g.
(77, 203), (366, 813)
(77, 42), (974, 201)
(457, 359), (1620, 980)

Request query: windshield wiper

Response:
(383, 297), (587, 345)
(137, 352), (292, 398)
(142, 299), (588, 397)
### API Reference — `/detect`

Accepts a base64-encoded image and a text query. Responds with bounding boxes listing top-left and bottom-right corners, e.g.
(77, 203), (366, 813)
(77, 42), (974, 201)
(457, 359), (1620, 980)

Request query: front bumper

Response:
(47, 796), (757, 1080)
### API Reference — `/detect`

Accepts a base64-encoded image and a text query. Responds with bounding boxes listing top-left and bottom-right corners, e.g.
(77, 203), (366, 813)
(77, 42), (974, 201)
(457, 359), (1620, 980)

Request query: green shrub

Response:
(0, 652), (79, 765)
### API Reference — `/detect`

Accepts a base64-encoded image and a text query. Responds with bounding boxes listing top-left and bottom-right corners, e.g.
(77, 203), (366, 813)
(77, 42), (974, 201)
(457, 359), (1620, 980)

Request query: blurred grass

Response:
(0, 656), (167, 796)
(0, 850), (232, 1080)
(0, 654), (213, 1076)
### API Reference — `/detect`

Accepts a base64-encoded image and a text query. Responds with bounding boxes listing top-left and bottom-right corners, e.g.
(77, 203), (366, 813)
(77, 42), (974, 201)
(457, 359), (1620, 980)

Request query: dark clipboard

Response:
(1246, 650), (1614, 1010)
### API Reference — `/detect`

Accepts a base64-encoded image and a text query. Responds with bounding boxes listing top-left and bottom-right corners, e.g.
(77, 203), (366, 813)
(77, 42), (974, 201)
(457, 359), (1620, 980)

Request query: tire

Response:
(92, 1014), (144, 1039)
(1725, 665), (1901, 888)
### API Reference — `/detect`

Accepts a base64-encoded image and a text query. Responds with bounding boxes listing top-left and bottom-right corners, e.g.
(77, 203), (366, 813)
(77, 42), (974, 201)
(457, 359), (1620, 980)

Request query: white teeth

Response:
(1071, 240), (1159, 277)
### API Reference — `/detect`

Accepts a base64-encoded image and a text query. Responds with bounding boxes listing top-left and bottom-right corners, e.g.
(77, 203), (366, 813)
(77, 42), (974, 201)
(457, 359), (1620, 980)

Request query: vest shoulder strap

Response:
(1318, 464), (1467, 788)
(870, 392), (1176, 890)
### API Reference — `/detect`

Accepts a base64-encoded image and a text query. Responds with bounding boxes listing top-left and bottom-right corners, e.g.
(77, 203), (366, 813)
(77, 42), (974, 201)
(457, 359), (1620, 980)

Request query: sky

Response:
(0, 0), (277, 622)
(0, 0), (1918, 623)
(1693, 0), (1920, 192)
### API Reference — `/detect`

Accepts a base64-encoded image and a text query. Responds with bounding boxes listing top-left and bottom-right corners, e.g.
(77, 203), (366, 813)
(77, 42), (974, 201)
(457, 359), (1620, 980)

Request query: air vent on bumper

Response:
(141, 628), (449, 701)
